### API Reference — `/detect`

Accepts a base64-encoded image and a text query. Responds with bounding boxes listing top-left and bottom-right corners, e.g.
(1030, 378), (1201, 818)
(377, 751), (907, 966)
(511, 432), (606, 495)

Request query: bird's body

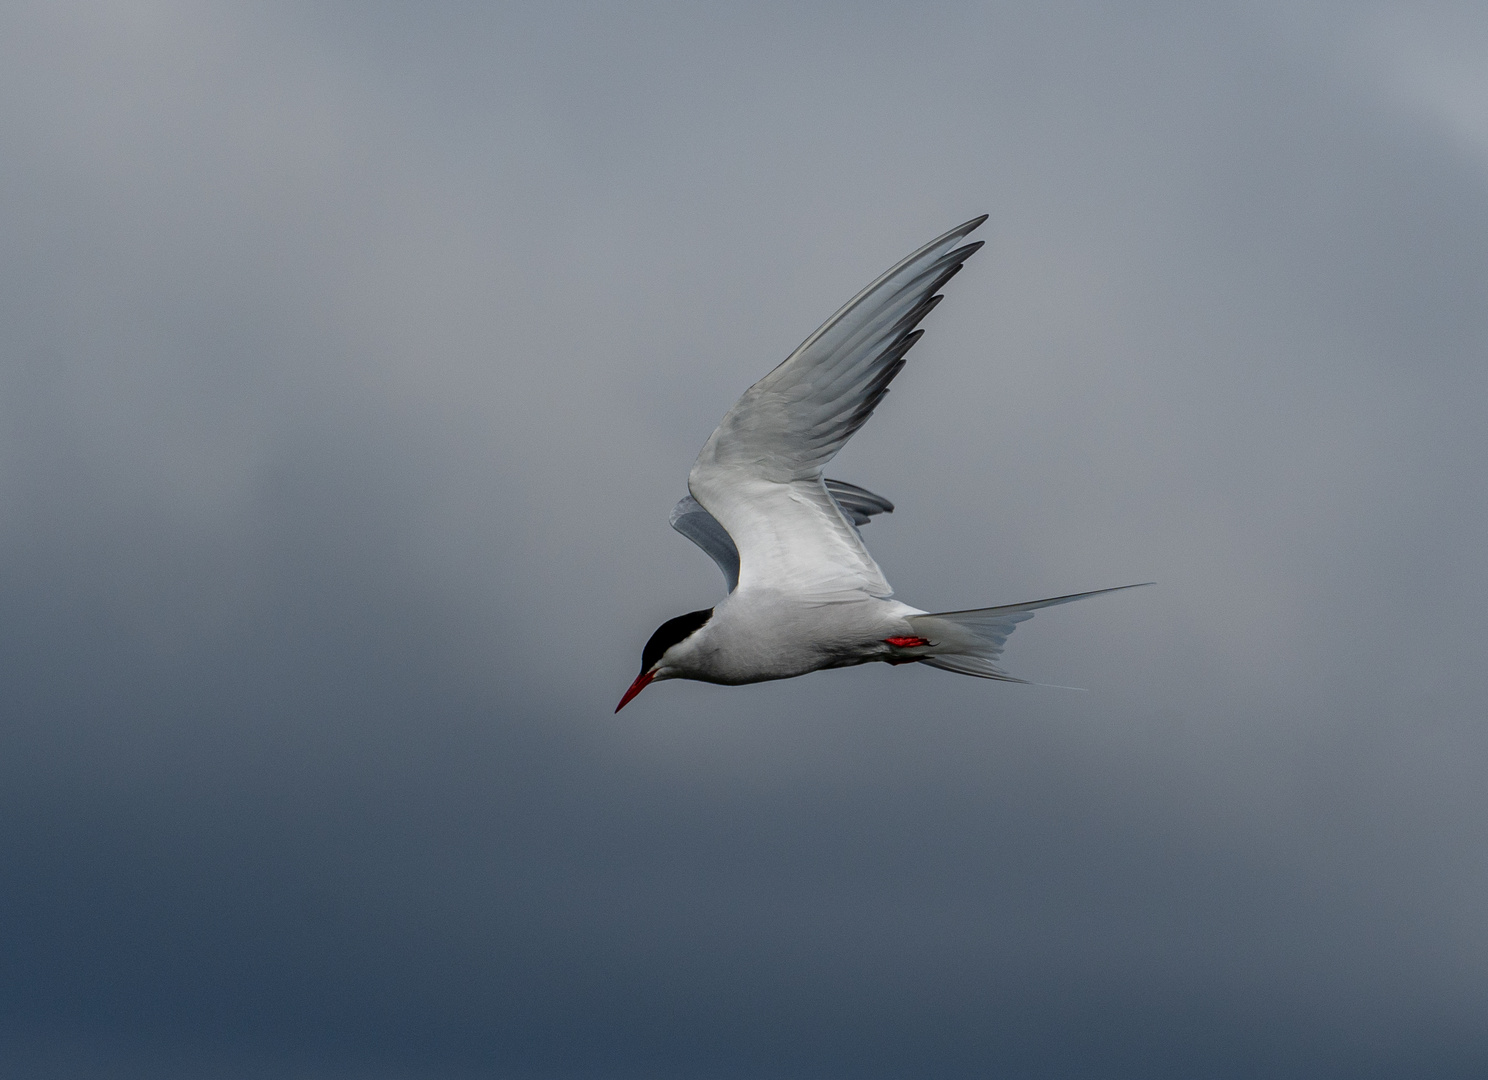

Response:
(662, 589), (922, 686)
(618, 216), (1146, 711)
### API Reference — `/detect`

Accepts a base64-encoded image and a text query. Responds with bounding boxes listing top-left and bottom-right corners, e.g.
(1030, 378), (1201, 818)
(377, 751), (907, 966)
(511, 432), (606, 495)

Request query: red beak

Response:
(615, 670), (656, 713)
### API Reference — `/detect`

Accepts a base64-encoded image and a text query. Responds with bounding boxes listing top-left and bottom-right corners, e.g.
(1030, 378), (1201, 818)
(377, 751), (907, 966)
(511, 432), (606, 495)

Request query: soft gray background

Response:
(2, 2), (1486, 1076)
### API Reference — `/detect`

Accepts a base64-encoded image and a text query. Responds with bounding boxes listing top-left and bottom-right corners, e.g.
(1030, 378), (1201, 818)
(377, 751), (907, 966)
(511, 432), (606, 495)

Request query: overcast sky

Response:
(2, 2), (1487, 1076)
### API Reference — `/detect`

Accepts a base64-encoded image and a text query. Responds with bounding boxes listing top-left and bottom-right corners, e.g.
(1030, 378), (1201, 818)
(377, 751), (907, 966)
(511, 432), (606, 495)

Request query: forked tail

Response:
(904, 583), (1151, 683)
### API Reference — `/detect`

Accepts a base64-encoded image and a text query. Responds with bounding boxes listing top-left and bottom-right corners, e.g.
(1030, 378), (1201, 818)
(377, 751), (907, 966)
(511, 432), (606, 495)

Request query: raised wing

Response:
(671, 479), (894, 592)
(689, 217), (986, 598)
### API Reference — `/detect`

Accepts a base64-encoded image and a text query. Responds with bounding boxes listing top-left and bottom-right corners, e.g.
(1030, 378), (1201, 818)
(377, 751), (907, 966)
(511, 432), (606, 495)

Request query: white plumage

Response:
(618, 217), (1147, 711)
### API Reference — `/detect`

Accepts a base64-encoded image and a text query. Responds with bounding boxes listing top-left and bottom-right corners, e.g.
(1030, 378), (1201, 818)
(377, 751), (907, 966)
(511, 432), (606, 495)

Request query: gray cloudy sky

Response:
(2, 1), (1487, 1076)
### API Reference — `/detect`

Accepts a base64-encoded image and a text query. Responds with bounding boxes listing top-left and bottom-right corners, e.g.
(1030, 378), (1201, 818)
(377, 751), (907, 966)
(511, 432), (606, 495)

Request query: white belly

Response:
(680, 589), (924, 685)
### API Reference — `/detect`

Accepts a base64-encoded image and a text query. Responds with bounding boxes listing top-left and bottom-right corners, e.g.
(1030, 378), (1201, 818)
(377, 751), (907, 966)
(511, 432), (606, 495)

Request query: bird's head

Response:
(615, 607), (714, 712)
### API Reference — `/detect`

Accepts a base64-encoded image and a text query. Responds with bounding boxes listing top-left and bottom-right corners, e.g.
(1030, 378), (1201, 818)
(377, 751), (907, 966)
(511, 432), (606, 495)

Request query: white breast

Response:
(670, 590), (924, 685)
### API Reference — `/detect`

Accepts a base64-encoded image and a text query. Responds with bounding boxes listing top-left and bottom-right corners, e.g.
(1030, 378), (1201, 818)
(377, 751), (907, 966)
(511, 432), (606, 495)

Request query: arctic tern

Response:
(618, 216), (1147, 712)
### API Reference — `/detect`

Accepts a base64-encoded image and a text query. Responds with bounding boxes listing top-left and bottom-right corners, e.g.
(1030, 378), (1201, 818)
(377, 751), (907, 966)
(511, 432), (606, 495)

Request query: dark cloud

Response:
(1, 1), (1486, 1075)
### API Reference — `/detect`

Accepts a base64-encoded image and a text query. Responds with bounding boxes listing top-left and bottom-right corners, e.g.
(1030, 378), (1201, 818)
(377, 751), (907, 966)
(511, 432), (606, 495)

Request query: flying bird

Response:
(618, 216), (1147, 712)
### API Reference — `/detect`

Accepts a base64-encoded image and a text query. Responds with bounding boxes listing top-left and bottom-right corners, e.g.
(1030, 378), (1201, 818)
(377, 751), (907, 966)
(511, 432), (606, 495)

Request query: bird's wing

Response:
(671, 479), (893, 592)
(688, 217), (986, 598)
(823, 478), (894, 528)
(669, 495), (741, 592)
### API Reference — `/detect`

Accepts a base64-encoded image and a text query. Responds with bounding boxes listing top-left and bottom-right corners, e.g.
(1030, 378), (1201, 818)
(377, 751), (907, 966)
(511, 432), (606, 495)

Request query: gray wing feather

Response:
(696, 216), (987, 483)
(685, 218), (984, 599)
(822, 478), (894, 527)
(669, 495), (740, 592)
(671, 478), (893, 591)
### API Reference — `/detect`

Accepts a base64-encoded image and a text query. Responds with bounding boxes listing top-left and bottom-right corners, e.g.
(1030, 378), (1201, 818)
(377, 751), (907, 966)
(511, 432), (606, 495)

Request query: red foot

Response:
(883, 636), (932, 648)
